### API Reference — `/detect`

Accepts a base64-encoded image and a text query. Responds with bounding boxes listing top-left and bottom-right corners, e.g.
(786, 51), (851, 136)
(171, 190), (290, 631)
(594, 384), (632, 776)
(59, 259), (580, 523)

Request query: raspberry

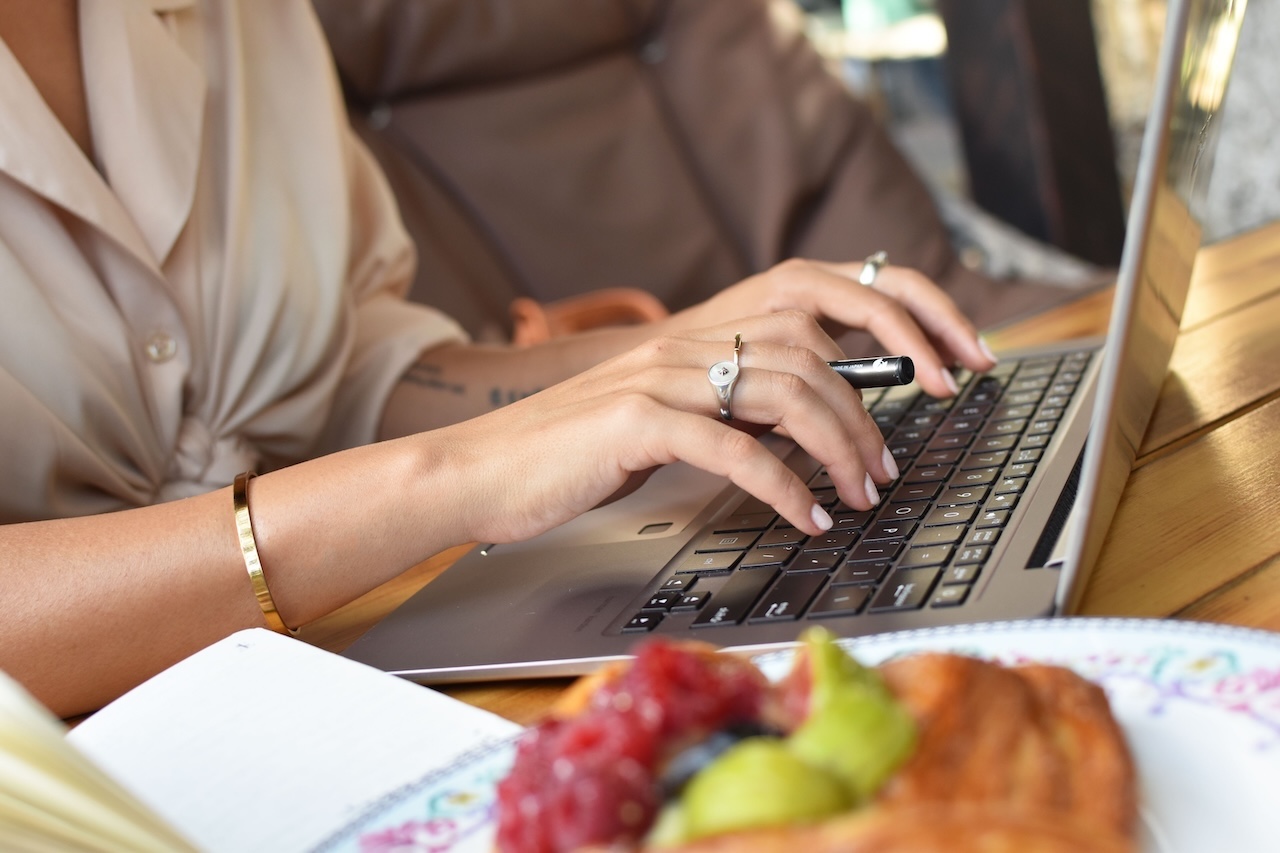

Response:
(612, 640), (767, 741)
(495, 641), (770, 852)
(496, 714), (660, 853)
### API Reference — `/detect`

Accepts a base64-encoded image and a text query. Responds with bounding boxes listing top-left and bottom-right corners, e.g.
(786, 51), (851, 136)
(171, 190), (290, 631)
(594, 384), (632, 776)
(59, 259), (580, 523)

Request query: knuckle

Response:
(793, 346), (829, 375)
(633, 335), (676, 361)
(773, 257), (812, 277)
(610, 389), (658, 422)
(717, 427), (759, 461)
(773, 370), (810, 399)
(772, 309), (821, 341)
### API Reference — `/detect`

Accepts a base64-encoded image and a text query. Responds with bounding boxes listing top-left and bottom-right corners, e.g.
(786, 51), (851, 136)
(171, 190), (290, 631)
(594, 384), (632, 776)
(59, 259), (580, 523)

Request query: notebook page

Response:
(68, 629), (520, 853)
(0, 670), (197, 851)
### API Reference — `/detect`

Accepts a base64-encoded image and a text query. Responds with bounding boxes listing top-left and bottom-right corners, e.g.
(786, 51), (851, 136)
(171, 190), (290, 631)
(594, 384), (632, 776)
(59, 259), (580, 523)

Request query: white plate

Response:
(316, 618), (1280, 853)
(753, 618), (1280, 853)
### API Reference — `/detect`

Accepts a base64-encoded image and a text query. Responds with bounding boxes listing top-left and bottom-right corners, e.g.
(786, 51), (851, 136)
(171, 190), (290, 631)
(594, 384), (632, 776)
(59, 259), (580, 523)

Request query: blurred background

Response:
(795, 0), (1277, 250)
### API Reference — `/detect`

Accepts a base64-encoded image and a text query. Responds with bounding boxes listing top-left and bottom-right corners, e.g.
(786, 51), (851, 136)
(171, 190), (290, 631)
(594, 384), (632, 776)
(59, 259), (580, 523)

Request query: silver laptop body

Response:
(343, 0), (1246, 682)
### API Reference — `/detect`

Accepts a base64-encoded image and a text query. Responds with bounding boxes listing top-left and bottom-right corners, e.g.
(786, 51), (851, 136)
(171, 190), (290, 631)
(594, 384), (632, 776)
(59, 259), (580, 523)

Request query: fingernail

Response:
(978, 335), (998, 364)
(941, 369), (960, 397)
(881, 446), (900, 481)
(864, 473), (880, 506)
(810, 503), (833, 532)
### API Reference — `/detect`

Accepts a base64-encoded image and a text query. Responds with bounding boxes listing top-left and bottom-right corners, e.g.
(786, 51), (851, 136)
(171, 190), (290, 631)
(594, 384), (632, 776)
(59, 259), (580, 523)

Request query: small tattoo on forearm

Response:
(489, 387), (542, 408)
(404, 363), (465, 396)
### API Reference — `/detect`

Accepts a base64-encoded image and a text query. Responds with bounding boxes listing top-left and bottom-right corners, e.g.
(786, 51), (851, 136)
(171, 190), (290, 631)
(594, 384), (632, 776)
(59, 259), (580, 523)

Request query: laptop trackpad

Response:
(481, 434), (796, 554)
(480, 462), (732, 554)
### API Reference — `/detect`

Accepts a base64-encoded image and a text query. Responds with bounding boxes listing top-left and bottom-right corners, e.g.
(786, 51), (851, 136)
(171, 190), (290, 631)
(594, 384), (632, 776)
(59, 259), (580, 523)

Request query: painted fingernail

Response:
(978, 335), (998, 364)
(811, 503), (834, 532)
(941, 369), (960, 397)
(864, 473), (881, 507)
(881, 446), (900, 481)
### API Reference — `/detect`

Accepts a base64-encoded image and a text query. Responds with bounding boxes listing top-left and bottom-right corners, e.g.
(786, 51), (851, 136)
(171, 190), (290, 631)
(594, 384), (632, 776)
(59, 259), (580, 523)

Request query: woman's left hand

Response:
(660, 257), (997, 399)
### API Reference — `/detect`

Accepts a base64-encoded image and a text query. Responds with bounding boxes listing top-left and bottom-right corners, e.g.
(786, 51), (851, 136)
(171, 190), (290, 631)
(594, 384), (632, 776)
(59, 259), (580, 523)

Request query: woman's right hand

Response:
(424, 310), (899, 549)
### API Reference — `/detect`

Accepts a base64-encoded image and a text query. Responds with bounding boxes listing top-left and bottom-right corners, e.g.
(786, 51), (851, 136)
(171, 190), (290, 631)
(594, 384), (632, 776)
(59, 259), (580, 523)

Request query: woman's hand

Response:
(660, 258), (997, 399)
(428, 311), (899, 547)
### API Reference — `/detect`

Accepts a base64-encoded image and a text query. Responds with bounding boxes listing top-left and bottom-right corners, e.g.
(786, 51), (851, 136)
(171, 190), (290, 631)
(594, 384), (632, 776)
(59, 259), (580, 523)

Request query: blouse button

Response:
(145, 332), (178, 363)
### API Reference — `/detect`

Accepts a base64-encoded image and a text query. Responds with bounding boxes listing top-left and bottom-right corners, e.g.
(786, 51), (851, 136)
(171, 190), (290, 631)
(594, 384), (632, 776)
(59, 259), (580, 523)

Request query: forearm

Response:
(378, 325), (657, 439)
(0, 436), (471, 718)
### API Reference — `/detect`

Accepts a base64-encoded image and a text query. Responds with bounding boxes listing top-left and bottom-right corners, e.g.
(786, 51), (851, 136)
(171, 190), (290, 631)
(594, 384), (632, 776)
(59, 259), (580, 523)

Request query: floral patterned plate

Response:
(314, 618), (1280, 853)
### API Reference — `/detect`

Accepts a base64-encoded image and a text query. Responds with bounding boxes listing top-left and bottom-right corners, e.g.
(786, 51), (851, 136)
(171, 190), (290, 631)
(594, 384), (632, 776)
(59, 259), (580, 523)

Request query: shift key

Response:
(868, 568), (940, 612)
(692, 569), (778, 628)
(748, 572), (827, 622)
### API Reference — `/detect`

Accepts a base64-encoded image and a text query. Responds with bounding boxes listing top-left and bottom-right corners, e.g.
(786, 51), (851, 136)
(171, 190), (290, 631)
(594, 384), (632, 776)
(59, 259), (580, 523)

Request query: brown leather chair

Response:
(314, 0), (1086, 348)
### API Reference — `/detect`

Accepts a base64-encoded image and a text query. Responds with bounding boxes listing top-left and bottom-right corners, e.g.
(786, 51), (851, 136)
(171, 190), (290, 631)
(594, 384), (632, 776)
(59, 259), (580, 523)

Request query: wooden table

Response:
(305, 221), (1280, 725)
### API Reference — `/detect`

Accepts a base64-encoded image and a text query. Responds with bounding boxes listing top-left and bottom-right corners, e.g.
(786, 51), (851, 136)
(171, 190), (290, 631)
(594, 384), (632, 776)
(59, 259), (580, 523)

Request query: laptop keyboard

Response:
(619, 349), (1094, 634)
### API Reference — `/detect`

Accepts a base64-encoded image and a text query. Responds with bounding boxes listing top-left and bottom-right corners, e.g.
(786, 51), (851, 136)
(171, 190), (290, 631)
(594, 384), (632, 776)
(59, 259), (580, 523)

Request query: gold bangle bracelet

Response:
(233, 472), (296, 635)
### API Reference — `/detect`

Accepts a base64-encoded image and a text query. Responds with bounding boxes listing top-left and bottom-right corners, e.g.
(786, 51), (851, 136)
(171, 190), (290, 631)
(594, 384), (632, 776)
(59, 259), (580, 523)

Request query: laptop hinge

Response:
(1028, 446), (1086, 570)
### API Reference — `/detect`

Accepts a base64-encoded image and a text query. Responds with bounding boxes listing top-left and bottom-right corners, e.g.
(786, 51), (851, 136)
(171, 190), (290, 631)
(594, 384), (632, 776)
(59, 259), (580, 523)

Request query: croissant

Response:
(497, 639), (1138, 853)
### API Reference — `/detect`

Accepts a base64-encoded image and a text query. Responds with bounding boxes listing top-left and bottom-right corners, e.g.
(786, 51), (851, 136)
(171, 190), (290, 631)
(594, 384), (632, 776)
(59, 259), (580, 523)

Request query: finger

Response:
(760, 262), (954, 398)
(816, 261), (997, 372)
(672, 309), (848, 363)
(733, 340), (899, 488)
(623, 349), (892, 509)
(729, 365), (888, 509)
(625, 405), (838, 535)
(869, 267), (997, 372)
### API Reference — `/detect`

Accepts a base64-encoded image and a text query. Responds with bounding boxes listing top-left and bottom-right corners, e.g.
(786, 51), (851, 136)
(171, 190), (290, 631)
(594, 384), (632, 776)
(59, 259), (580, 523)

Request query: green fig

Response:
(786, 627), (916, 802)
(679, 737), (850, 841)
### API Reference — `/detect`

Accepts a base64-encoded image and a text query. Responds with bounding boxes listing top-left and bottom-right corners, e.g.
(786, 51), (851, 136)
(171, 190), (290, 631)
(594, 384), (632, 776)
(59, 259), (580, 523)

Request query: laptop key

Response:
(952, 546), (989, 566)
(739, 545), (799, 569)
(691, 568), (778, 628)
(868, 568), (940, 612)
(749, 572), (827, 622)
(758, 528), (808, 547)
(659, 575), (695, 592)
(675, 551), (740, 574)
(917, 448), (963, 466)
(924, 505), (977, 527)
(889, 482), (940, 503)
(966, 527), (1000, 546)
(913, 524), (966, 546)
(942, 564), (982, 584)
(804, 531), (859, 552)
(673, 591), (710, 611)
(938, 484), (990, 506)
(806, 584), (871, 618)
(693, 531), (759, 552)
(786, 551), (843, 573)
(931, 585), (969, 608)
(713, 512), (776, 533)
(832, 560), (891, 586)
(897, 544), (954, 569)
(622, 612), (663, 632)
(642, 592), (681, 611)
(845, 541), (904, 563)
(863, 519), (917, 541)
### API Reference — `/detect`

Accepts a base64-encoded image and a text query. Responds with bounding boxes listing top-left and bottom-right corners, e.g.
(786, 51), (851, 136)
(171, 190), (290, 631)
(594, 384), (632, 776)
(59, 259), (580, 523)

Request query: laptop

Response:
(343, 0), (1247, 682)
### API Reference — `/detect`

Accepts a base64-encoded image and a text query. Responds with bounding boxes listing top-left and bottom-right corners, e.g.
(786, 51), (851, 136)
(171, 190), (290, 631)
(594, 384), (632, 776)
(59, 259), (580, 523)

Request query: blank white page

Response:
(68, 629), (520, 852)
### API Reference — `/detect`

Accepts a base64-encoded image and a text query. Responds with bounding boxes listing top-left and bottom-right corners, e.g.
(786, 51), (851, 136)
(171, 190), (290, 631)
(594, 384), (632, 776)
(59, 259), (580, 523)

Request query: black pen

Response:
(827, 355), (914, 388)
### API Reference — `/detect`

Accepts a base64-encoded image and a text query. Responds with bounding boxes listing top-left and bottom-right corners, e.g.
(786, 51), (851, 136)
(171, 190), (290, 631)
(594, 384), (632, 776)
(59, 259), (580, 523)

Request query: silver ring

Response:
(708, 361), (739, 421)
(709, 334), (743, 421)
(858, 250), (888, 287)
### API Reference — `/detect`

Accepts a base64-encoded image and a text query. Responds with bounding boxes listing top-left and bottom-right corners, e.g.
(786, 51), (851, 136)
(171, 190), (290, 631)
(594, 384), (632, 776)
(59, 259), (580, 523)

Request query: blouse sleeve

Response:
(313, 122), (470, 455)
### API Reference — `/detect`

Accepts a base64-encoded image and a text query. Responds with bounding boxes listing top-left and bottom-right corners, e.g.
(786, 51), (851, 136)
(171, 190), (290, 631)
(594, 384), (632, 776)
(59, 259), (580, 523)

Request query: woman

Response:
(0, 0), (994, 718)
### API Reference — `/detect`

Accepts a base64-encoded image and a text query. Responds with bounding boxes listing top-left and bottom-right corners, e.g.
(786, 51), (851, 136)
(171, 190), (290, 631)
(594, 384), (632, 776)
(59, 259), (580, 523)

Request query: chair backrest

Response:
(315, 0), (963, 341)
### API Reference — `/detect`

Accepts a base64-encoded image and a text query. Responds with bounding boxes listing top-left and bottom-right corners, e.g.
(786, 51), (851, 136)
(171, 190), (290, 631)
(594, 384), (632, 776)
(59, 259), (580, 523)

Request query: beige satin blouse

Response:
(0, 0), (466, 522)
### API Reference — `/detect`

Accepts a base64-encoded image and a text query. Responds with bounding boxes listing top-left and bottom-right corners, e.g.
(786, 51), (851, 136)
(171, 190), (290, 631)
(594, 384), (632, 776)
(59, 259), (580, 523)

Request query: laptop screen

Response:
(1058, 0), (1247, 613)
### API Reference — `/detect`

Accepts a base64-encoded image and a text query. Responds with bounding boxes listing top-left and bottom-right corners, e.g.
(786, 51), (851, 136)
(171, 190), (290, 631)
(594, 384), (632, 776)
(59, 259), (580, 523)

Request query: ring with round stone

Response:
(709, 334), (744, 421)
(858, 250), (888, 287)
